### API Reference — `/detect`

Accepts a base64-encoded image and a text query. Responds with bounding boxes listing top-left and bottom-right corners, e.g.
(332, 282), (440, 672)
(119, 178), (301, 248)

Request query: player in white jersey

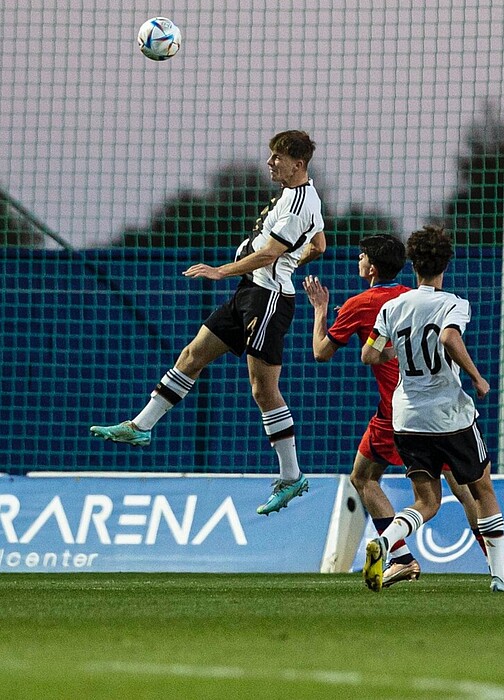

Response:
(90, 130), (326, 516)
(233, 175), (323, 295)
(361, 224), (504, 593)
(375, 276), (476, 435)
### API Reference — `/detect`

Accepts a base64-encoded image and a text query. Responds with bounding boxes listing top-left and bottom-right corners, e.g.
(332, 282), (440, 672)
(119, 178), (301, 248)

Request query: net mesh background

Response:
(0, 1), (503, 474)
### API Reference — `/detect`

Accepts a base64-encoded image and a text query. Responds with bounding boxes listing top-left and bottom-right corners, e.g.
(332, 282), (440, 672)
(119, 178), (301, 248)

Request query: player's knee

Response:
(350, 470), (365, 495)
(250, 383), (283, 413)
(250, 382), (269, 407)
(177, 342), (204, 375)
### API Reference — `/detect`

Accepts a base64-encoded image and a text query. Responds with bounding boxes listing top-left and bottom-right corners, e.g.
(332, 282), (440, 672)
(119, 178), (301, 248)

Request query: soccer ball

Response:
(137, 17), (181, 61)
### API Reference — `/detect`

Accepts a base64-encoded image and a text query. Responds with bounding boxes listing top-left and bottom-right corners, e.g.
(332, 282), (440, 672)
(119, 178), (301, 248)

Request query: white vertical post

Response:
(320, 475), (367, 573)
(498, 258), (504, 473)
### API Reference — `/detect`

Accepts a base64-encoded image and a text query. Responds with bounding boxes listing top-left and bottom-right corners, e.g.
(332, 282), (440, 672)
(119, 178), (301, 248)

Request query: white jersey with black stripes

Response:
(373, 284), (478, 433)
(234, 179), (324, 296)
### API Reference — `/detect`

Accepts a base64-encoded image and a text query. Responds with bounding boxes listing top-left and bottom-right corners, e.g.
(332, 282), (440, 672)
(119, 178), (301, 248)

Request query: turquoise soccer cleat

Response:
(256, 473), (309, 516)
(490, 576), (504, 593)
(89, 420), (151, 447)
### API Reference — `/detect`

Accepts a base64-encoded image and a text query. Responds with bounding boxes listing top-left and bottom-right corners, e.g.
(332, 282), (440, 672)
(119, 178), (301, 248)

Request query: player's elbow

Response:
(311, 233), (326, 258)
(313, 339), (336, 362)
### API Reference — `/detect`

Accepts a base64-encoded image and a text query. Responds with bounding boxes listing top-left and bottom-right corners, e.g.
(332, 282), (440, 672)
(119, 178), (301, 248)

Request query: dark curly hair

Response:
(359, 233), (406, 280)
(406, 225), (453, 278)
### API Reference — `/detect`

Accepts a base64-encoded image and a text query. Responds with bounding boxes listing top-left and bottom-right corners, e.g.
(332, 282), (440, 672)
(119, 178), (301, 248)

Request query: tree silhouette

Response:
(116, 163), (274, 248)
(434, 102), (504, 245)
(116, 165), (401, 251)
(324, 204), (401, 247)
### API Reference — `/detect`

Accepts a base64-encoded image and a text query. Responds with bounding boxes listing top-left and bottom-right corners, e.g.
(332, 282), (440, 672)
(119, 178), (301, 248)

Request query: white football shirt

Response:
(234, 180), (324, 296)
(373, 285), (477, 433)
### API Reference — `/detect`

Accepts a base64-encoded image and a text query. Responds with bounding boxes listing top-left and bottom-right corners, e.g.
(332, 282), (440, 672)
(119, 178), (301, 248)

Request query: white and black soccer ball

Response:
(137, 17), (181, 61)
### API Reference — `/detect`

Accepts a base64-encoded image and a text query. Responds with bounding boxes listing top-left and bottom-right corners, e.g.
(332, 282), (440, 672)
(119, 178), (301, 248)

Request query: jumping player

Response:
(91, 130), (326, 516)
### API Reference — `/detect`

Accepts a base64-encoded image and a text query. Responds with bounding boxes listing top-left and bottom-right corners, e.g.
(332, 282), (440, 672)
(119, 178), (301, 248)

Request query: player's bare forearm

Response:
(183, 252), (275, 280)
(362, 347), (393, 365)
(181, 264), (224, 280)
(441, 328), (490, 398)
(311, 311), (335, 361)
(183, 239), (287, 279)
(303, 275), (335, 361)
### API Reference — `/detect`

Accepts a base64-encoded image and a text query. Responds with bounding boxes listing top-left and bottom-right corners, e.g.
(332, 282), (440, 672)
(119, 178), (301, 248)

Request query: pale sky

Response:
(1, 0), (503, 247)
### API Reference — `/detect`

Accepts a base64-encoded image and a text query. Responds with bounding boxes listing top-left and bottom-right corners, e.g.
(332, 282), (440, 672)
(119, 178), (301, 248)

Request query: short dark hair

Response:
(359, 233), (406, 280)
(269, 130), (316, 166)
(406, 225), (453, 278)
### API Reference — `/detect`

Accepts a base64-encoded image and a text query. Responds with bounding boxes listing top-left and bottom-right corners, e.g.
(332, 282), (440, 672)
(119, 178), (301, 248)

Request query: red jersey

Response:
(327, 282), (410, 421)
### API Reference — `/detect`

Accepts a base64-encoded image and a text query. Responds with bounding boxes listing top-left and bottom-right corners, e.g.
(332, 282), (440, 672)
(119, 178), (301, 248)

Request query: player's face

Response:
(358, 252), (373, 280)
(267, 151), (300, 186)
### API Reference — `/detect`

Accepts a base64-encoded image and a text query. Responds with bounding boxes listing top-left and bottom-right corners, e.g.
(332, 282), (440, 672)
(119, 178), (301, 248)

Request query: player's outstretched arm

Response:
(181, 264), (223, 280)
(182, 238), (288, 280)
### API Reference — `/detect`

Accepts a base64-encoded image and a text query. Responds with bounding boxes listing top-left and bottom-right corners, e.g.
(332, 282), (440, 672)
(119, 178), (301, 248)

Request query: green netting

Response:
(1, 2), (504, 473)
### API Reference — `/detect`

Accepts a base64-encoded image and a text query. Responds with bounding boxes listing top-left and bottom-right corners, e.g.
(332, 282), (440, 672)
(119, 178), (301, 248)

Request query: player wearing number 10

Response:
(362, 224), (504, 593)
(304, 234), (485, 587)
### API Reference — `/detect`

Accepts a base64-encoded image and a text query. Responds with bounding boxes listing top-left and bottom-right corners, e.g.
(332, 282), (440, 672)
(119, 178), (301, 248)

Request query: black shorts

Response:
(394, 420), (490, 485)
(203, 278), (295, 366)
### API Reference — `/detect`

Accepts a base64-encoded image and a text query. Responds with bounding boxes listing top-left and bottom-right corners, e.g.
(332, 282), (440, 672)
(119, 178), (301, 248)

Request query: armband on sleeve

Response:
(366, 335), (387, 352)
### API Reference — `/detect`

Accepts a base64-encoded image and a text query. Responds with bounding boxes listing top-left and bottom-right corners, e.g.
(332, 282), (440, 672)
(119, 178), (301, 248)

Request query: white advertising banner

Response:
(0, 474), (353, 573)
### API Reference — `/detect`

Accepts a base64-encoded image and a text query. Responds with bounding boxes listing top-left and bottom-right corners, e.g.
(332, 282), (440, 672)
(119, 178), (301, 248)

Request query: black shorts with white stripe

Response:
(394, 420), (490, 485)
(204, 277), (295, 366)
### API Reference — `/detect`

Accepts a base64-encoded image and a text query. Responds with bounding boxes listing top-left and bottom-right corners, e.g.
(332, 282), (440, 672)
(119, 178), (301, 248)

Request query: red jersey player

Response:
(304, 233), (485, 586)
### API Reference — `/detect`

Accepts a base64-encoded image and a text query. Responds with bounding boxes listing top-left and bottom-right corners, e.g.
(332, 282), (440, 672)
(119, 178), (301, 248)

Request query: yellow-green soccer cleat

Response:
(363, 537), (388, 592)
(256, 473), (309, 516)
(89, 420), (151, 447)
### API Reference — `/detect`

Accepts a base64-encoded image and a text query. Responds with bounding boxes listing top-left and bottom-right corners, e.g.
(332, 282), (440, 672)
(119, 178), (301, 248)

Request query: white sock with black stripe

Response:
(133, 367), (195, 431)
(381, 508), (424, 553)
(478, 513), (504, 581)
(262, 406), (300, 482)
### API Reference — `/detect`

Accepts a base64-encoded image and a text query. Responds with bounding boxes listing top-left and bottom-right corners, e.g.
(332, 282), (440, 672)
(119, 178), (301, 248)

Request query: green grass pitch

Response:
(0, 573), (503, 699)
